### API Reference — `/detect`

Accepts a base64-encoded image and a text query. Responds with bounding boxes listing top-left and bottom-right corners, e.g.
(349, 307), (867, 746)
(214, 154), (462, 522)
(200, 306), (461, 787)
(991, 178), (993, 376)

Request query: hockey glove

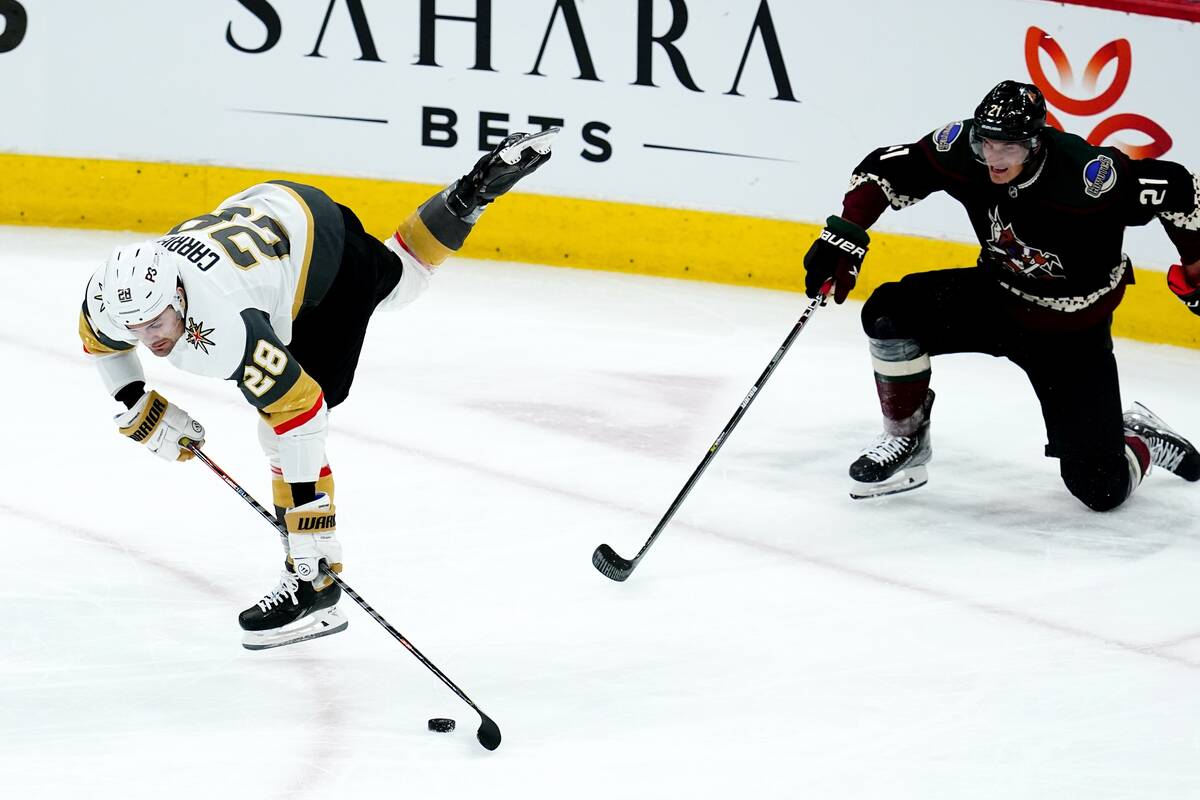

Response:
(285, 493), (343, 583)
(1167, 263), (1200, 316)
(115, 390), (205, 462)
(803, 215), (870, 304)
(445, 129), (557, 219)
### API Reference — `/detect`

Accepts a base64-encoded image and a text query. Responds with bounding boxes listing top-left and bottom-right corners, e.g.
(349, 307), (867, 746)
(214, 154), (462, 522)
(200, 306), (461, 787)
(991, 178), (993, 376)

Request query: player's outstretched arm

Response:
(78, 265), (205, 461)
(801, 126), (956, 306)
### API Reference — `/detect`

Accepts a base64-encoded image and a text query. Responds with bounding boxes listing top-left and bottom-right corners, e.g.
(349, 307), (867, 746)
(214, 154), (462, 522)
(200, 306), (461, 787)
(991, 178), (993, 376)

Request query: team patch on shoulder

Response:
(932, 121), (964, 152)
(185, 317), (216, 353)
(1083, 155), (1117, 198)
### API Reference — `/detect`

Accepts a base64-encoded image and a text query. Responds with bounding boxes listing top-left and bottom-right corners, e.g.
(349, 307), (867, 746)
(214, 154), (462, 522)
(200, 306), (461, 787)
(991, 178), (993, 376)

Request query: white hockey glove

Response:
(115, 389), (205, 462)
(285, 493), (343, 583)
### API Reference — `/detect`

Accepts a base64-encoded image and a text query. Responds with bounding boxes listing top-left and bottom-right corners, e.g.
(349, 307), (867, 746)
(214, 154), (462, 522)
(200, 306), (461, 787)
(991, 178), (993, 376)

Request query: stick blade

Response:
(476, 712), (502, 751)
(592, 544), (635, 582)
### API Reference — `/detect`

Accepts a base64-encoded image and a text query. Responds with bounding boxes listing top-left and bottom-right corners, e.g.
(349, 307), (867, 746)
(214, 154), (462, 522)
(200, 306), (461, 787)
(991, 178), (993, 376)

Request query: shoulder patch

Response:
(932, 121), (964, 153)
(184, 317), (217, 354)
(1083, 155), (1117, 198)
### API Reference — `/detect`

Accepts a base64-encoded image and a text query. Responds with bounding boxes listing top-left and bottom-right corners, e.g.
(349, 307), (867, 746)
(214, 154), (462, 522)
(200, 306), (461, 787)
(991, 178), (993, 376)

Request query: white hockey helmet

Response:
(101, 242), (186, 328)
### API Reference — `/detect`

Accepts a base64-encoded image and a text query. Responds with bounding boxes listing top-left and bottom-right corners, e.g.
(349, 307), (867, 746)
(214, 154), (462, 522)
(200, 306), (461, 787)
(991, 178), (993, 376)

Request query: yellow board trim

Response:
(4, 152), (1196, 349)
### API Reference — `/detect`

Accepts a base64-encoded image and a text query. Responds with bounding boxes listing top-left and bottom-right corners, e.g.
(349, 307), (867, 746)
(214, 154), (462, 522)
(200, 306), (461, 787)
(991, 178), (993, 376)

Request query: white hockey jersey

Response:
(79, 181), (347, 482)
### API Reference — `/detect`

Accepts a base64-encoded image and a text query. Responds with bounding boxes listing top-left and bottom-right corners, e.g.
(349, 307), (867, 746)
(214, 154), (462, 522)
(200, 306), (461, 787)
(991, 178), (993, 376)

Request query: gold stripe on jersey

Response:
(397, 211), (455, 266)
(274, 184), (317, 320)
(272, 468), (335, 508)
(78, 308), (133, 355)
(267, 180), (344, 319)
(259, 368), (324, 432)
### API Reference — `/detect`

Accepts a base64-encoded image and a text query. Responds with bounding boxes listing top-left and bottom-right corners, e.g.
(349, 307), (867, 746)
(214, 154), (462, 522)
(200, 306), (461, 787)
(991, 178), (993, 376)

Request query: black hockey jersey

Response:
(842, 121), (1200, 321)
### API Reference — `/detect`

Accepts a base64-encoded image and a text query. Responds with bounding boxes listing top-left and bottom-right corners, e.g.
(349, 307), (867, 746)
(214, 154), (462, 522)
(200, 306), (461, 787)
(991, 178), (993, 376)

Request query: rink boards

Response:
(2, 151), (1196, 350)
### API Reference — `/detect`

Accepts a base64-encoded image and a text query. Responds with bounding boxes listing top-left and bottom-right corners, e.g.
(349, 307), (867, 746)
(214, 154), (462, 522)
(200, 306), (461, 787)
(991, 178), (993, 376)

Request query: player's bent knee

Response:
(1060, 457), (1130, 512)
(377, 237), (433, 312)
(862, 283), (905, 338)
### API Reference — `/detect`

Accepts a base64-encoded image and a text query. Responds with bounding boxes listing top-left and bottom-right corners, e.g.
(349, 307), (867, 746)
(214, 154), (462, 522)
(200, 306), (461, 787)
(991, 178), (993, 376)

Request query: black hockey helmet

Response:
(973, 80), (1046, 141)
(970, 80), (1046, 167)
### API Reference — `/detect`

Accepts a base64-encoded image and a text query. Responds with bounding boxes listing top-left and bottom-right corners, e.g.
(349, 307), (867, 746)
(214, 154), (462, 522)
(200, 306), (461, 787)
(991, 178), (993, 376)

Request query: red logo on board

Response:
(1024, 26), (1171, 159)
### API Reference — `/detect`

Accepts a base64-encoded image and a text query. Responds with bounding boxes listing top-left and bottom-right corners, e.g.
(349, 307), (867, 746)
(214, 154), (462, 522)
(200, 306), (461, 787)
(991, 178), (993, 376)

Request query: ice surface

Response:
(2, 226), (1199, 799)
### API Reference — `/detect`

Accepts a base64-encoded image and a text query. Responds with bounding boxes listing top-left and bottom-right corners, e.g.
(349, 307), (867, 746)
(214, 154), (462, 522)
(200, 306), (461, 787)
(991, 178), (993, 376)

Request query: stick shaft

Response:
(598, 285), (829, 577)
(189, 446), (499, 745)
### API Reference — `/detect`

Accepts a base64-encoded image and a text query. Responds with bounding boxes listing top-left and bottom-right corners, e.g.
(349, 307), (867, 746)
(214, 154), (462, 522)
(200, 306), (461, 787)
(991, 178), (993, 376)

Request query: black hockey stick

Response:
(189, 445), (502, 751)
(592, 281), (831, 582)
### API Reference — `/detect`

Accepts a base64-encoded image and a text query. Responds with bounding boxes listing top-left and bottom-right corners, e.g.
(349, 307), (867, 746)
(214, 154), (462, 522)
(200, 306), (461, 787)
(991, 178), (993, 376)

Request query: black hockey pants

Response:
(861, 267), (1131, 511)
(287, 205), (405, 410)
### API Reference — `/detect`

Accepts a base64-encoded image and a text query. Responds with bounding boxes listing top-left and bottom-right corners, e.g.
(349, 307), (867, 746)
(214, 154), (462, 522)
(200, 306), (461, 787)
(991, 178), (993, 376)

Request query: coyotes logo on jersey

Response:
(986, 208), (1065, 279)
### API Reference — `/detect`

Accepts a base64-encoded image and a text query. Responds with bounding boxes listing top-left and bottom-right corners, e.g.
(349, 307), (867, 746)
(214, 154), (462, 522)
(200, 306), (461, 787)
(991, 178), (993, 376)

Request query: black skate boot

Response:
(849, 390), (935, 499)
(239, 562), (347, 651)
(445, 129), (558, 218)
(1123, 402), (1200, 481)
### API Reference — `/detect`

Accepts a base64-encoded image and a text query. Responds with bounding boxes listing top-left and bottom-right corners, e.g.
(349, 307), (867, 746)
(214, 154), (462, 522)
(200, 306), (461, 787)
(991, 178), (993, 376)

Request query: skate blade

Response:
(499, 127), (560, 164)
(849, 465), (929, 500)
(242, 607), (348, 651)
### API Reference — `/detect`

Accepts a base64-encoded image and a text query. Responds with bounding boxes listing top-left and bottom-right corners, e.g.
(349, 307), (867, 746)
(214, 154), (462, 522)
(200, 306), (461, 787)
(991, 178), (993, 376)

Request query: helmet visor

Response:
(969, 128), (1038, 169)
(125, 306), (181, 343)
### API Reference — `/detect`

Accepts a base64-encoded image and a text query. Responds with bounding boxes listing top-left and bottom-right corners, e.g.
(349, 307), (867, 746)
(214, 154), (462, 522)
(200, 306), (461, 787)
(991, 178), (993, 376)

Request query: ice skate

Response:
(446, 128), (558, 218)
(849, 390), (935, 499)
(239, 564), (347, 651)
(1123, 402), (1200, 481)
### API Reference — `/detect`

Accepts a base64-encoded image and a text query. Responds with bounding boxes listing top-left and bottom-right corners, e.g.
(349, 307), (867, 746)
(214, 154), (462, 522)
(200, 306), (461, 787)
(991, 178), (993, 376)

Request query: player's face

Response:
(977, 137), (1030, 184)
(127, 307), (184, 357)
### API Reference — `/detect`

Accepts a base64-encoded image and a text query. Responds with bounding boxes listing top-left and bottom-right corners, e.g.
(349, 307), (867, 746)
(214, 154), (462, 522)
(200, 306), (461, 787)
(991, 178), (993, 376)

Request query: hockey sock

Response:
(1123, 432), (1151, 495)
(869, 337), (931, 436)
(393, 187), (478, 269)
(272, 465), (335, 525)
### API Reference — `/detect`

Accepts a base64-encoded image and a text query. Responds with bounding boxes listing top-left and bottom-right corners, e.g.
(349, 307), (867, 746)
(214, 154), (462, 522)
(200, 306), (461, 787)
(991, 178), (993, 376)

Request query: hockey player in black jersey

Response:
(80, 130), (556, 648)
(802, 80), (1200, 508)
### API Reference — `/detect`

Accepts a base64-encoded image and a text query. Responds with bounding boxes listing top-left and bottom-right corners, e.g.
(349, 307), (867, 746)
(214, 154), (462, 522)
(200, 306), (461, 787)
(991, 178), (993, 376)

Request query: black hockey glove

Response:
(446, 129), (557, 219)
(1168, 263), (1200, 316)
(803, 215), (870, 304)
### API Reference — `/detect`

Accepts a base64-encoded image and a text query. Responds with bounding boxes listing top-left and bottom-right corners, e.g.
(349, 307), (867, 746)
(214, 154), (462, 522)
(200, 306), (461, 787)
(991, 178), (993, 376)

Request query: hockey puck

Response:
(427, 718), (456, 733)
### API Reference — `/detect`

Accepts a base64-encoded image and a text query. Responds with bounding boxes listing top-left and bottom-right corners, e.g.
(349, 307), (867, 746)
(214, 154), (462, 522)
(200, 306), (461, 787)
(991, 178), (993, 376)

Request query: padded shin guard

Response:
(869, 337), (932, 436)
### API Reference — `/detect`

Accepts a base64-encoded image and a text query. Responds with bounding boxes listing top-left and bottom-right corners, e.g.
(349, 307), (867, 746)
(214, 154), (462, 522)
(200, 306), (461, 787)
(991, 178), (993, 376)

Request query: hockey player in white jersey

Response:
(78, 130), (556, 649)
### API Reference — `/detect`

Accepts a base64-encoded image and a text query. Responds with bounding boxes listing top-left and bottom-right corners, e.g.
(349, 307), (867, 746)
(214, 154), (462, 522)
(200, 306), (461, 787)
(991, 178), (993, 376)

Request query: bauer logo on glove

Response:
(803, 215), (871, 304)
(818, 228), (867, 260)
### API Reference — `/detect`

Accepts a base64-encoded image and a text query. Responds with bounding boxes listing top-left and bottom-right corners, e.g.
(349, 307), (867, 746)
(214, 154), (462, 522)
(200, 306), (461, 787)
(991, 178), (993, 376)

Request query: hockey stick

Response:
(592, 281), (831, 582)
(188, 445), (503, 751)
